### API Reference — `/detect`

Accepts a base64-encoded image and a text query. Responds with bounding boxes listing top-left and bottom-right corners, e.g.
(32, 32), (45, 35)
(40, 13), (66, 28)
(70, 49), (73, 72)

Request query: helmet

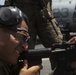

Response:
(0, 6), (23, 27)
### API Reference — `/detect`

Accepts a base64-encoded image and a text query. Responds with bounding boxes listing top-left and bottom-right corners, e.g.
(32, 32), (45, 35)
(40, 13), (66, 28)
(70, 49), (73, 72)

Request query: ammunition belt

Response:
(16, 0), (39, 4)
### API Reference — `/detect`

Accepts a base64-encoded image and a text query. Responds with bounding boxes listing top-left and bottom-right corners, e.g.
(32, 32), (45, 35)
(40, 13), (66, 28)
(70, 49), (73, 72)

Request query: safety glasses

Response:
(5, 27), (30, 43)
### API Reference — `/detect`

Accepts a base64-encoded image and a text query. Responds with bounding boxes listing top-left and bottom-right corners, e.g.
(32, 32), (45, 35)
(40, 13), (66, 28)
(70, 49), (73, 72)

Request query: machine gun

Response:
(18, 43), (76, 75)
(20, 43), (76, 61)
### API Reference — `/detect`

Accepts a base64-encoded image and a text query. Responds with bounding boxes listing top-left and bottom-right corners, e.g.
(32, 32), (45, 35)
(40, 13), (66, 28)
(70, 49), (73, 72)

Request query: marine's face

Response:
(0, 20), (30, 64)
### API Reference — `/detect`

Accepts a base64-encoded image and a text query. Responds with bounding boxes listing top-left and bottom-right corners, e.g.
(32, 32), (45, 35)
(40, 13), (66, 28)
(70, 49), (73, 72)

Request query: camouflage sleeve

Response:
(51, 17), (63, 42)
(47, 0), (63, 42)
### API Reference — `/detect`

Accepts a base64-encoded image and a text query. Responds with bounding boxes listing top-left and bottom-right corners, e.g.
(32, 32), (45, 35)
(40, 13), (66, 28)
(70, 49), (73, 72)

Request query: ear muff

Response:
(0, 6), (23, 27)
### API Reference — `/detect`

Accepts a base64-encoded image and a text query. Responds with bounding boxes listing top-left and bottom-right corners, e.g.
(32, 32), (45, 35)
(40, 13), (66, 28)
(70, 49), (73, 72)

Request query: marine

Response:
(5, 0), (63, 74)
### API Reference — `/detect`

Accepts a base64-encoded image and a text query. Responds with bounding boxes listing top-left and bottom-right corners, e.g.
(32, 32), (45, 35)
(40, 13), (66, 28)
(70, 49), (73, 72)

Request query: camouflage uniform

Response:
(6, 0), (63, 73)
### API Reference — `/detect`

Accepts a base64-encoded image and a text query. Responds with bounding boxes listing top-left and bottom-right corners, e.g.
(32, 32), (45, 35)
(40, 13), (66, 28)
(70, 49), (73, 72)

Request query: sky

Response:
(0, 0), (5, 5)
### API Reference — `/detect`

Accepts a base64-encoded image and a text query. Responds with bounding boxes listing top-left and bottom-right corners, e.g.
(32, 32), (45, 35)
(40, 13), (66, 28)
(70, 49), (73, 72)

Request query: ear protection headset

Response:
(0, 6), (23, 27)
